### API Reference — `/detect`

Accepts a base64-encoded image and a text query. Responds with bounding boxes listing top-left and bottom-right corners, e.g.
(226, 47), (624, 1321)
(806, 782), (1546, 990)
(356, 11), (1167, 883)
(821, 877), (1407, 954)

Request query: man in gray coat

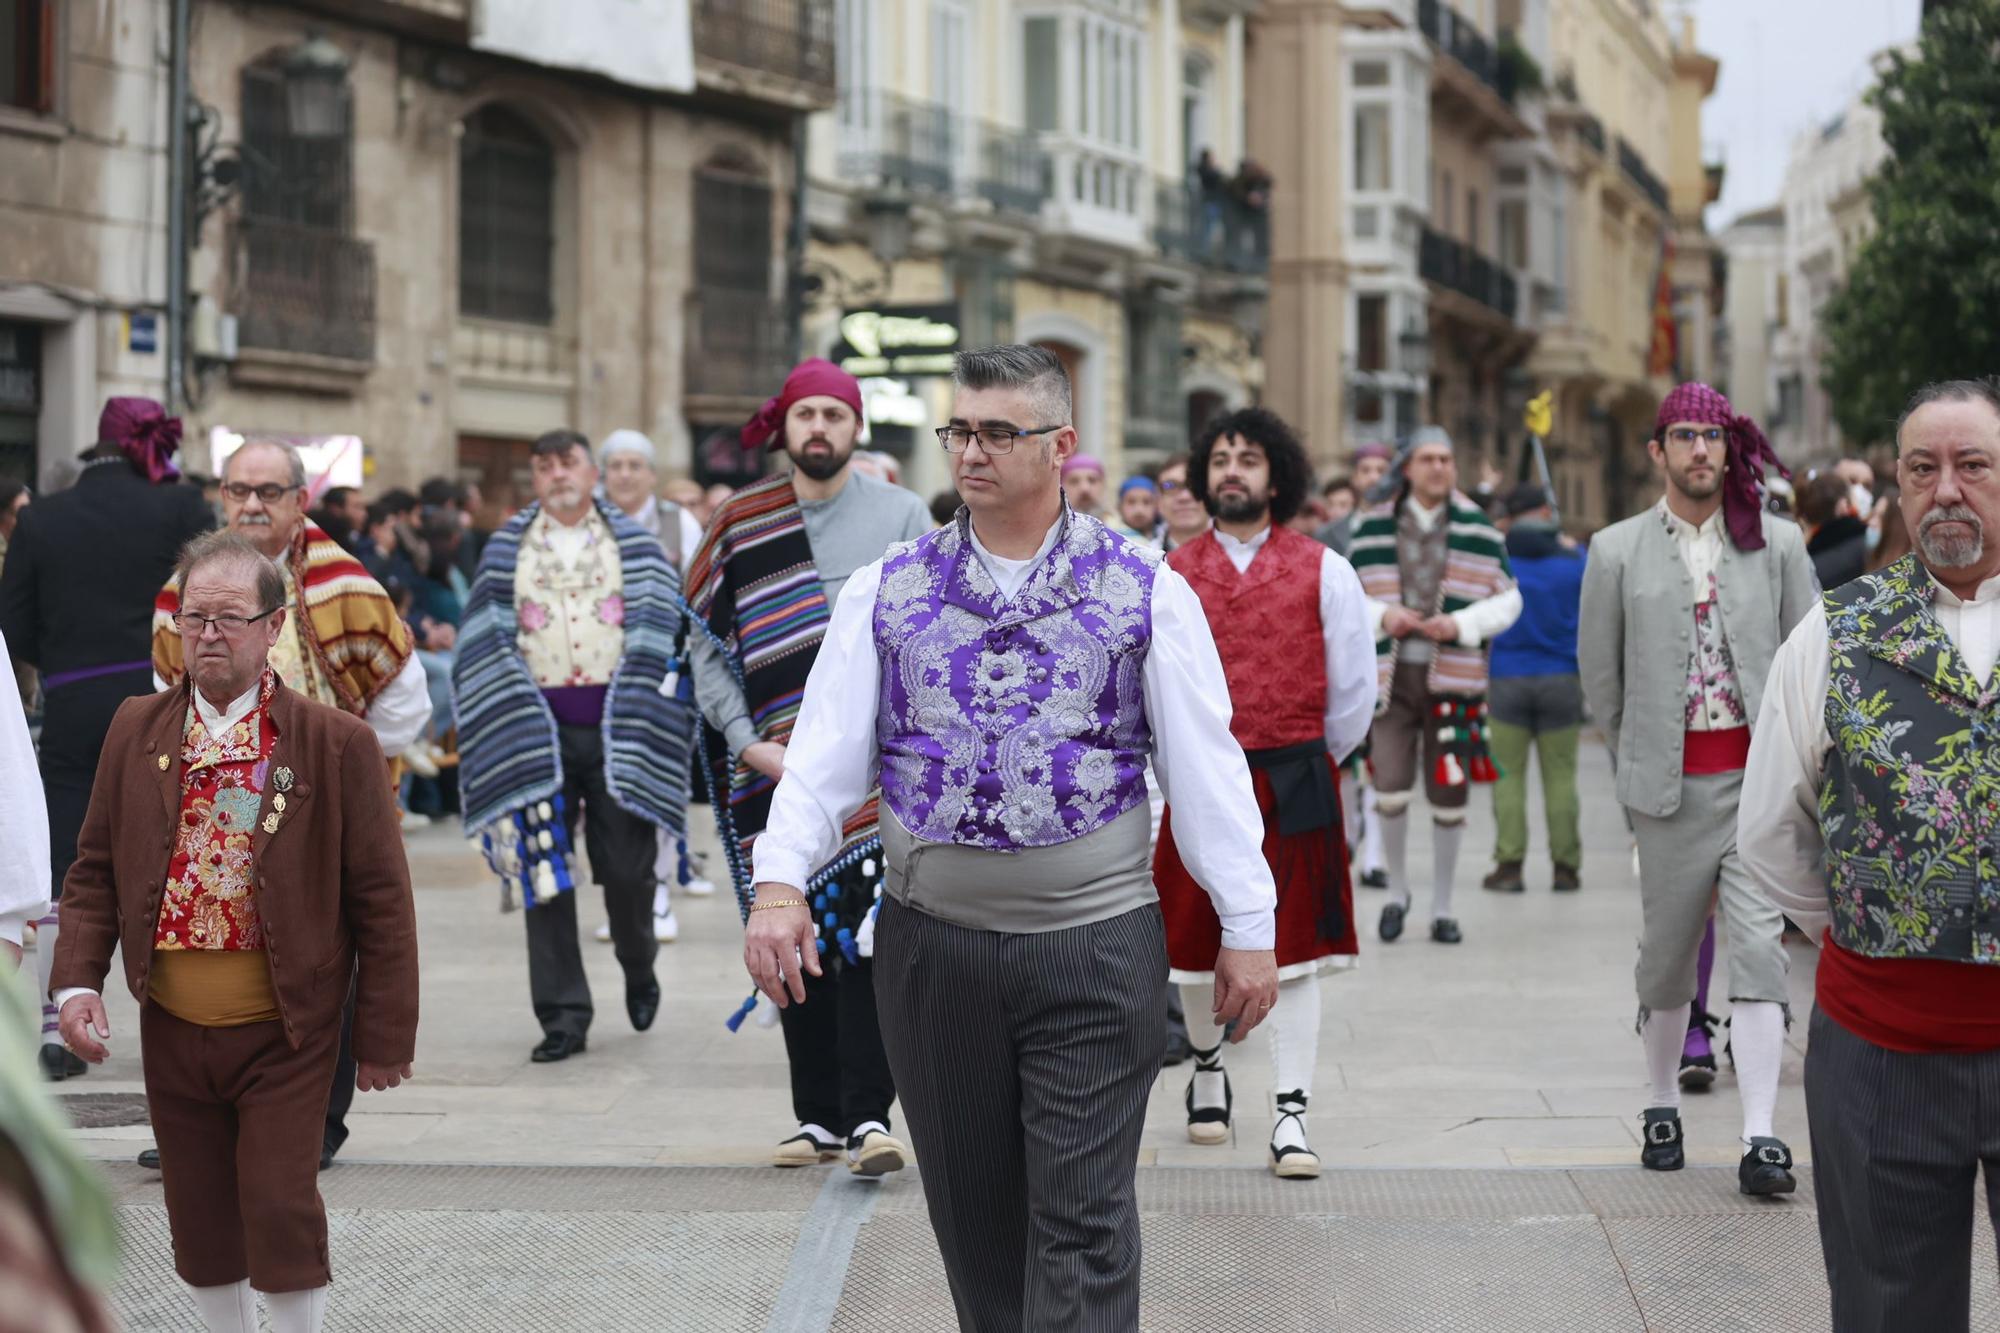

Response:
(1579, 382), (1816, 1196)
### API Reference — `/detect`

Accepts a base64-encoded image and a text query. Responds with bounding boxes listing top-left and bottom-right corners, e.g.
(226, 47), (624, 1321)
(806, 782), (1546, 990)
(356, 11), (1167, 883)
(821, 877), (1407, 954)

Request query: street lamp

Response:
(282, 34), (352, 140)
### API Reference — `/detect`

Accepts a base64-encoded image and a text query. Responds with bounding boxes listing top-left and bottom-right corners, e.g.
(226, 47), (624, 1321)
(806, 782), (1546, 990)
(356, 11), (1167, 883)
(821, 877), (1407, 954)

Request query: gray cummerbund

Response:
(878, 802), (1158, 934)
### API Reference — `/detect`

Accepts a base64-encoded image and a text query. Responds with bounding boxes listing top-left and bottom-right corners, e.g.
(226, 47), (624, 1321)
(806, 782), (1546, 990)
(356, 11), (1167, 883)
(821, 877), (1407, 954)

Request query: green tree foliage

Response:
(1820, 0), (2000, 447)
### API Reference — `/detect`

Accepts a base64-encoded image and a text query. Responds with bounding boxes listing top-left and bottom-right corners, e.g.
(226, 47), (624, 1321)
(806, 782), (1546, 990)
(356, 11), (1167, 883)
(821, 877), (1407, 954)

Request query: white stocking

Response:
(1642, 1004), (1691, 1110)
(652, 832), (675, 916)
(1340, 770), (1363, 854)
(1731, 1000), (1785, 1141)
(1357, 784), (1385, 876)
(1379, 800), (1412, 909)
(188, 1281), (255, 1333)
(1430, 815), (1466, 921)
(1267, 975), (1322, 1153)
(263, 1285), (329, 1333)
(34, 913), (59, 1047)
(1179, 982), (1227, 1114)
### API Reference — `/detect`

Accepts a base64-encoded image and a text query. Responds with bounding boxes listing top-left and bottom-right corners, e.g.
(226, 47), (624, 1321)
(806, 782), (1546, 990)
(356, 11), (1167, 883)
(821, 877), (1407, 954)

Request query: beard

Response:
(1669, 460), (1722, 500)
(1918, 505), (1984, 568)
(787, 435), (851, 483)
(1212, 488), (1270, 524)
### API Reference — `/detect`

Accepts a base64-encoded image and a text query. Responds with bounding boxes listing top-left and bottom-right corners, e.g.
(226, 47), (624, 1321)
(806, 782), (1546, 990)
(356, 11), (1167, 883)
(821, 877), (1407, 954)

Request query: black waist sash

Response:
(1243, 737), (1345, 942)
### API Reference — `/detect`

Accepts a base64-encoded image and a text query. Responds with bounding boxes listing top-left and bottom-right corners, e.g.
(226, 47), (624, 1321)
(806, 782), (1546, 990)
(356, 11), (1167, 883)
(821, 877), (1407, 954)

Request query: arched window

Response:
(459, 105), (556, 324)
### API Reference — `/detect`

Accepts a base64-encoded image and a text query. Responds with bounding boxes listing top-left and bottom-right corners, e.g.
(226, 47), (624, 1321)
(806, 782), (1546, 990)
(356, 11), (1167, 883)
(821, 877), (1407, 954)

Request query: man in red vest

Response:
(1154, 408), (1378, 1178)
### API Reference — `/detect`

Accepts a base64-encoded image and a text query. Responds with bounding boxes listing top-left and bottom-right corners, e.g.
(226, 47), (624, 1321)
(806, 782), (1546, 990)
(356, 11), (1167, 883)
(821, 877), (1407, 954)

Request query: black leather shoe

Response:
(1430, 918), (1464, 944)
(627, 979), (661, 1032)
(1739, 1136), (1797, 1196)
(136, 1148), (161, 1171)
(530, 1032), (588, 1063)
(320, 1145), (337, 1171)
(1359, 869), (1390, 890)
(1640, 1107), (1685, 1171)
(38, 1045), (84, 1081)
(1379, 900), (1407, 942)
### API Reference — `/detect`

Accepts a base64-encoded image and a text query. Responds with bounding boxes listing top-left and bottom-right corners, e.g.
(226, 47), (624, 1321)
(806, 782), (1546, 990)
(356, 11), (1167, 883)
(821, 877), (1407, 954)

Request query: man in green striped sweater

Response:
(1348, 429), (1520, 945)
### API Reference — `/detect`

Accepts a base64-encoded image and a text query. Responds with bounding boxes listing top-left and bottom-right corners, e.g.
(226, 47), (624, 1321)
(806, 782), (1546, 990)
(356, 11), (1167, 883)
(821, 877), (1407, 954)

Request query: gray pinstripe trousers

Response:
(1805, 1006), (2000, 1331)
(873, 896), (1168, 1333)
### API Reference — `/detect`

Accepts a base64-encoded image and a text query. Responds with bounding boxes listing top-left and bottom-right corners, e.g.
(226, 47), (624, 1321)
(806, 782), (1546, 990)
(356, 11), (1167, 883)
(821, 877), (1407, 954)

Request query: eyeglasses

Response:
(221, 481), (302, 504)
(935, 425), (1067, 455)
(1159, 479), (1187, 493)
(1665, 427), (1725, 447)
(172, 608), (280, 636)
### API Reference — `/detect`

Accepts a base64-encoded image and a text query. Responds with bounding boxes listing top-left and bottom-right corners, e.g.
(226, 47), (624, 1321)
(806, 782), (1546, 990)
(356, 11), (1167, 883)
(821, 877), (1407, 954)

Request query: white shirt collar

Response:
(1658, 498), (1723, 542)
(1213, 525), (1272, 556)
(195, 676), (264, 736)
(1928, 570), (2000, 609)
(968, 513), (1065, 601)
(627, 495), (658, 529)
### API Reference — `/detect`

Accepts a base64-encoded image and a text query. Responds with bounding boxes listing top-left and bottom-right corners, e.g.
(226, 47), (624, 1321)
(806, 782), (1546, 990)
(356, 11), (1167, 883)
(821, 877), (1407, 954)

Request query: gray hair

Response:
(176, 530), (286, 614)
(224, 438), (307, 489)
(1896, 378), (2000, 449)
(953, 344), (1072, 429)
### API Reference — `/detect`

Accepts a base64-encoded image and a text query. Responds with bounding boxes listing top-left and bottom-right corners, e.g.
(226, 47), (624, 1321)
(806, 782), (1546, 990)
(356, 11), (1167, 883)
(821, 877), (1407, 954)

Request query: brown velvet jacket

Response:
(50, 679), (419, 1065)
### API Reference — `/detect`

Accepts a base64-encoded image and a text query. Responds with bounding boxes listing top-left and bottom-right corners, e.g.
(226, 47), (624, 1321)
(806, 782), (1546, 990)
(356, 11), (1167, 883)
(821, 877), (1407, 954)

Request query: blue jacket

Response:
(1490, 522), (1582, 679)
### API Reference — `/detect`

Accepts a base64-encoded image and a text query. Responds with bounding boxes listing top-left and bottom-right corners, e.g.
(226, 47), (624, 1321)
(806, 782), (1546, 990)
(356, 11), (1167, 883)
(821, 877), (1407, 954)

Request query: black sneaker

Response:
(1359, 869), (1390, 890)
(1429, 917), (1463, 944)
(1739, 1137), (1797, 1196)
(1640, 1107), (1684, 1171)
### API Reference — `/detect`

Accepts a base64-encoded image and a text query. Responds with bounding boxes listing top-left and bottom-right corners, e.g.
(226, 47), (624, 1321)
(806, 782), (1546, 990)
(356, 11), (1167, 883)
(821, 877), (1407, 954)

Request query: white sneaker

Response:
(653, 910), (679, 943)
(593, 922), (613, 944)
(402, 741), (440, 779)
(400, 809), (431, 832)
(680, 874), (718, 898)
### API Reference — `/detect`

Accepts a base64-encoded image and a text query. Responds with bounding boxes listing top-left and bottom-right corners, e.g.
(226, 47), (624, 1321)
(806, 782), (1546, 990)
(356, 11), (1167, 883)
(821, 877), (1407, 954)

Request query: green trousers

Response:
(1489, 720), (1581, 868)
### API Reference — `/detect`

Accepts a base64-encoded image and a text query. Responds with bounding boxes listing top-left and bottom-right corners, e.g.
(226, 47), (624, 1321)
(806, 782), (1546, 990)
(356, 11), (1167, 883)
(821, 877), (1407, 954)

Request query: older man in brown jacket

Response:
(50, 530), (418, 1333)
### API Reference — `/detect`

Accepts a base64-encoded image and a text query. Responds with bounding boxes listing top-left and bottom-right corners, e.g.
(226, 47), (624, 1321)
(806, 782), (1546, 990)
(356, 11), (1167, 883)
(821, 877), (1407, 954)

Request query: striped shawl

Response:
(1349, 491), (1513, 704)
(454, 498), (697, 845)
(153, 522), (412, 716)
(683, 473), (880, 910)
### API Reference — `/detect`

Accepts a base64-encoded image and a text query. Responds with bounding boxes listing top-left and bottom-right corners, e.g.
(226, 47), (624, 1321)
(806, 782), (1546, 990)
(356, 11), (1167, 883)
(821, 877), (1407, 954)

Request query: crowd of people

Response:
(0, 353), (1997, 1332)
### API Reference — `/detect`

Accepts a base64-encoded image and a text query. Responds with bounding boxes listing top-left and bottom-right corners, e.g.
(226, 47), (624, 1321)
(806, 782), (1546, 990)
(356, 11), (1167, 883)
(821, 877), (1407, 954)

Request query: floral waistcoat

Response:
(155, 673), (280, 951)
(515, 508), (626, 688)
(872, 508), (1157, 850)
(1820, 555), (2000, 964)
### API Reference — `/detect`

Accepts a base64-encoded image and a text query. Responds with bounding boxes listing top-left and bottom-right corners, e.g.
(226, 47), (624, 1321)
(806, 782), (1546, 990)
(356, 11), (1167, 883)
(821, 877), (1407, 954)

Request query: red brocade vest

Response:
(1168, 527), (1326, 753)
(154, 674), (280, 951)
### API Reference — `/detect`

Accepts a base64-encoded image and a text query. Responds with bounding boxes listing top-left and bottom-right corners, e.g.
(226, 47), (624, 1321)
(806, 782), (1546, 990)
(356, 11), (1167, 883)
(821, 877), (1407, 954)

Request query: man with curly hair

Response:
(1153, 408), (1376, 1179)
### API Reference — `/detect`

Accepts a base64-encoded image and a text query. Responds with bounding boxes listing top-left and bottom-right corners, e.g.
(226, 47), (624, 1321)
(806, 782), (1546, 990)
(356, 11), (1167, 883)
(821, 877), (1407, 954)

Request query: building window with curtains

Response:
(1, 0), (55, 113)
(458, 105), (557, 326)
(236, 49), (375, 363)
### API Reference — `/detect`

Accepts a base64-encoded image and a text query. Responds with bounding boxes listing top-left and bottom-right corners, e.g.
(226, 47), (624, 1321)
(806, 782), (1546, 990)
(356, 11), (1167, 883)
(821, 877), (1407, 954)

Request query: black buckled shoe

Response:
(1640, 1107), (1685, 1171)
(1379, 900), (1408, 942)
(1430, 917), (1463, 944)
(1739, 1137), (1797, 1196)
(1359, 868), (1389, 890)
(627, 978), (661, 1033)
(530, 1032), (587, 1063)
(1185, 1045), (1233, 1145)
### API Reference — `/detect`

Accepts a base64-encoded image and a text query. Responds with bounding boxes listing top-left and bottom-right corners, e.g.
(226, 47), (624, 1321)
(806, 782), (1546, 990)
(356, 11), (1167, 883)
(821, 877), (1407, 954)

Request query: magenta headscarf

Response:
(1654, 382), (1785, 552)
(739, 358), (865, 452)
(97, 396), (182, 484)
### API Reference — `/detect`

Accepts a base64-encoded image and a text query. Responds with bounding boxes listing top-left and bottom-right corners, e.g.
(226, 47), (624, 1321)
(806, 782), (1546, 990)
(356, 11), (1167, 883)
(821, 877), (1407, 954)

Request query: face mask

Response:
(1864, 524), (1883, 553)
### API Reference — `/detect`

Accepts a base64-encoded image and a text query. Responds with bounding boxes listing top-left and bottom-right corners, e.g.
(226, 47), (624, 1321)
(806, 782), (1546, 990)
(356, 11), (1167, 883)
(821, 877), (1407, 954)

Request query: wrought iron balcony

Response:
(1418, 0), (1515, 103)
(684, 288), (790, 405)
(691, 0), (835, 99)
(233, 218), (376, 364)
(977, 122), (1052, 216)
(835, 92), (1052, 217)
(1617, 136), (1671, 213)
(1419, 226), (1519, 322)
(1154, 177), (1270, 275)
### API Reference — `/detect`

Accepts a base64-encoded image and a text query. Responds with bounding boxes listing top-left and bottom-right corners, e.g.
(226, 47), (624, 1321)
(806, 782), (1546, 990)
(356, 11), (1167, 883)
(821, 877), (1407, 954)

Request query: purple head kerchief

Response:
(1654, 382), (1784, 552)
(97, 397), (183, 484)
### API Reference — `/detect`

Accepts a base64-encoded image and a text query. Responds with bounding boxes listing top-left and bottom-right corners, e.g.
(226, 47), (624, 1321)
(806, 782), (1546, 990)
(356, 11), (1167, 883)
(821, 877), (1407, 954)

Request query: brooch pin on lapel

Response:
(263, 813), (280, 834)
(274, 767), (295, 792)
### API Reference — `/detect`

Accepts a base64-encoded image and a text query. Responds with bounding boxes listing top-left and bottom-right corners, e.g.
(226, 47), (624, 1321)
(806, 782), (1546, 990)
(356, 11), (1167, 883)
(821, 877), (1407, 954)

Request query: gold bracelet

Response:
(750, 898), (809, 912)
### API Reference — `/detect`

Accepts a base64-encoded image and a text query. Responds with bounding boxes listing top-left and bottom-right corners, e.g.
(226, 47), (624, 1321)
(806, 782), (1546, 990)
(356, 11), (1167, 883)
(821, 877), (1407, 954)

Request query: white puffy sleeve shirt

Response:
(0, 628), (49, 947)
(752, 523), (1280, 950)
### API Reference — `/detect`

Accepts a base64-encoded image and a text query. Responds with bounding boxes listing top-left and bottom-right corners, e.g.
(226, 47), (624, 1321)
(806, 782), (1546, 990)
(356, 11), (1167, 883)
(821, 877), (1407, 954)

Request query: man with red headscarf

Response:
(0, 397), (213, 1081)
(684, 358), (929, 1173)
(1579, 381), (1816, 1195)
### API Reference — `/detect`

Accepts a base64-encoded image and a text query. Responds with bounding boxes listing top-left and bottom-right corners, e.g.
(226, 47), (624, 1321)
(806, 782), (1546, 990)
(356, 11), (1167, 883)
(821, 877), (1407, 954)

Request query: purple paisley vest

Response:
(872, 509), (1158, 850)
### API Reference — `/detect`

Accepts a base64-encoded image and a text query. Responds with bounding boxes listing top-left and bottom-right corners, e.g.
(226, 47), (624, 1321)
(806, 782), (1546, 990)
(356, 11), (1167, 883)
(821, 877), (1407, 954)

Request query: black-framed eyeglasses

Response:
(171, 608), (281, 636)
(221, 481), (302, 503)
(1665, 427), (1725, 447)
(935, 425), (1067, 455)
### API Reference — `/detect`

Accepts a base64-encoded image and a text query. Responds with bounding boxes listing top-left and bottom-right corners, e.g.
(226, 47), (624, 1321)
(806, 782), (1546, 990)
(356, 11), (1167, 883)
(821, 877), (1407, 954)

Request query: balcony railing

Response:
(837, 91), (1052, 216)
(1418, 0), (1515, 103)
(1419, 226), (1519, 321)
(233, 219), (376, 363)
(684, 289), (790, 404)
(1154, 177), (1270, 274)
(1617, 136), (1671, 213)
(691, 0), (834, 97)
(977, 122), (1052, 216)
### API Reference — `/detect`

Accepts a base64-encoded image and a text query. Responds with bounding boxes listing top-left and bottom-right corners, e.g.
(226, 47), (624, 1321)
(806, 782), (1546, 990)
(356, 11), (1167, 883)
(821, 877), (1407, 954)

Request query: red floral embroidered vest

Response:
(1168, 527), (1326, 753)
(155, 674), (279, 951)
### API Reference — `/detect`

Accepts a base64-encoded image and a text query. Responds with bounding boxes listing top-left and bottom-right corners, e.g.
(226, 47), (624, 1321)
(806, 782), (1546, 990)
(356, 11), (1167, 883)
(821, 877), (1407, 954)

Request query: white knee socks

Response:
(1180, 982), (1228, 1114)
(1268, 975), (1322, 1153)
(1642, 1003), (1692, 1109)
(35, 915), (59, 1048)
(1358, 785), (1385, 876)
(1431, 817), (1465, 921)
(1380, 802), (1412, 907)
(1731, 1000), (1785, 1141)
(263, 1286), (329, 1333)
(1340, 770), (1362, 854)
(189, 1281), (255, 1333)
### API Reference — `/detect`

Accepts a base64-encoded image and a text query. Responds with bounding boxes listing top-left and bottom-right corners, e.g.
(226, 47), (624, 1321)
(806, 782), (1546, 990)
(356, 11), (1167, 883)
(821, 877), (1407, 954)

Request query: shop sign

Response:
(835, 304), (961, 377)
